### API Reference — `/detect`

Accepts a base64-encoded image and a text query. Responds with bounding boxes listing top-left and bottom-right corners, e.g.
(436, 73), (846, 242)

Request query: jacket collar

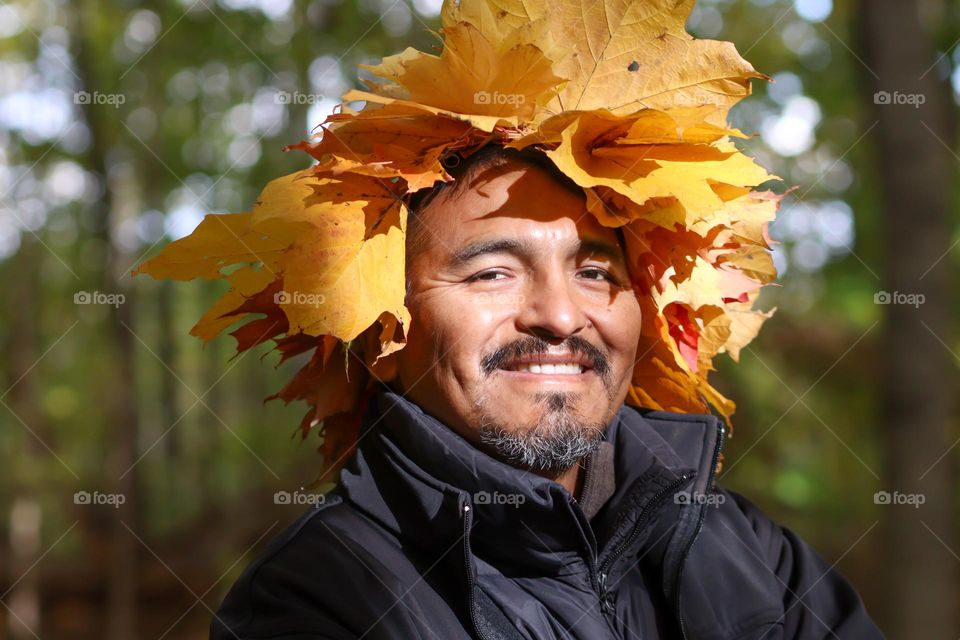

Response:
(338, 383), (721, 574)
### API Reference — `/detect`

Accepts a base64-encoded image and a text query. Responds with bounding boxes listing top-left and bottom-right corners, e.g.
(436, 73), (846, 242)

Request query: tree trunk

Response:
(72, 3), (142, 637)
(4, 240), (49, 638)
(860, 1), (958, 636)
(158, 280), (180, 460)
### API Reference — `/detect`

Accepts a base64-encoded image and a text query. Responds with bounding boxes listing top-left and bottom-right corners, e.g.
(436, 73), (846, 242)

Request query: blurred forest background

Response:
(1, 0), (958, 637)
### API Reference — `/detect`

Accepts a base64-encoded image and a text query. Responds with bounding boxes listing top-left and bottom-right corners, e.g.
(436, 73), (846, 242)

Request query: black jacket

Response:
(211, 385), (884, 639)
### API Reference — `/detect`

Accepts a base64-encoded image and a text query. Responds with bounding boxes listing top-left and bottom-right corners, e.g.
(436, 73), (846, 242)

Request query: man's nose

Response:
(515, 268), (588, 339)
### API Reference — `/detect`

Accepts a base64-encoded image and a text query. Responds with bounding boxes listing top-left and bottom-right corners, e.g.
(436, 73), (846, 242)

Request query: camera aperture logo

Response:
(274, 487), (326, 507)
(474, 490), (526, 508)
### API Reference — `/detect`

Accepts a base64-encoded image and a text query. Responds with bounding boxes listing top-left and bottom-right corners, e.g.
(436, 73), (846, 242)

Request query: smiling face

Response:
(392, 150), (643, 474)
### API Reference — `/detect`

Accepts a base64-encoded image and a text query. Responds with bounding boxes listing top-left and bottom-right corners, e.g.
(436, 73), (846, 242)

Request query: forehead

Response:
(416, 160), (617, 250)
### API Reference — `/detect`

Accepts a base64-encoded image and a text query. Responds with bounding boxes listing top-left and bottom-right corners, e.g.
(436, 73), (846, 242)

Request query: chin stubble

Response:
(468, 334), (619, 473)
(473, 389), (607, 474)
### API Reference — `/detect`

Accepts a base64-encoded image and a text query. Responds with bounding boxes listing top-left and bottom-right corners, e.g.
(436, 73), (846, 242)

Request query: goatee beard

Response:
(474, 390), (607, 474)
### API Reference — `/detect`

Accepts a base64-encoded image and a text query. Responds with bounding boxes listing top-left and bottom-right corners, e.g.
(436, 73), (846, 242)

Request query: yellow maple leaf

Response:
(131, 212), (308, 281)
(190, 266), (276, 343)
(291, 103), (487, 190)
(250, 171), (410, 344)
(442, 0), (767, 125)
(360, 20), (565, 123)
(546, 114), (775, 222)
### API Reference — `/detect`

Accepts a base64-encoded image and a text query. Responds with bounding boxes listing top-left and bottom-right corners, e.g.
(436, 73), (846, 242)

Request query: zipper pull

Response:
(597, 570), (615, 613)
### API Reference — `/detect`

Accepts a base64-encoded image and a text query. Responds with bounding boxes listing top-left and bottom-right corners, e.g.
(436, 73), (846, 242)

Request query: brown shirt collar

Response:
(576, 440), (616, 520)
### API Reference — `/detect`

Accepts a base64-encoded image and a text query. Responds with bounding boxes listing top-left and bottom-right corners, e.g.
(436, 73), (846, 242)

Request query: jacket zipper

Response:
(461, 498), (491, 640)
(673, 423), (725, 640)
(593, 472), (695, 614)
(459, 422), (721, 638)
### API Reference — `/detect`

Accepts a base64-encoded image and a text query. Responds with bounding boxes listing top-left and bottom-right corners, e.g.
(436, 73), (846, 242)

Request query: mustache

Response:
(479, 335), (611, 380)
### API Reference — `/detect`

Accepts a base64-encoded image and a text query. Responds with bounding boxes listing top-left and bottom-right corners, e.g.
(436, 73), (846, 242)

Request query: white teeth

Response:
(510, 362), (584, 375)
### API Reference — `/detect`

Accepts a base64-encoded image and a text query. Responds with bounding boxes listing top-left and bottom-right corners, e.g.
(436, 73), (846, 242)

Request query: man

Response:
(209, 144), (884, 639)
(129, 0), (885, 637)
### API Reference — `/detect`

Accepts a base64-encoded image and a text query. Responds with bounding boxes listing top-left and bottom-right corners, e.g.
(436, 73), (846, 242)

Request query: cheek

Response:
(442, 303), (509, 375)
(395, 301), (442, 382)
(401, 294), (508, 380)
(597, 294), (643, 362)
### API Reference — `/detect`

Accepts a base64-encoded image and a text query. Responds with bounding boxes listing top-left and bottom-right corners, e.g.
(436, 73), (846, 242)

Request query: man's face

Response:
(392, 157), (643, 471)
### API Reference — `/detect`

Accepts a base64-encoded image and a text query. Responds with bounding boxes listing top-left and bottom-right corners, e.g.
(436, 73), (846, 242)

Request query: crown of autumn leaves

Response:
(134, 0), (784, 478)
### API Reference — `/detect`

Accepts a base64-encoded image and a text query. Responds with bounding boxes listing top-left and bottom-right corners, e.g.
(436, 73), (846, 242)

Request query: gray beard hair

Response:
(474, 390), (607, 474)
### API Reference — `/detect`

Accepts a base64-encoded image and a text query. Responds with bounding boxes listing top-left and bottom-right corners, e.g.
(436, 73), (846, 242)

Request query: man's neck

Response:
(539, 462), (586, 500)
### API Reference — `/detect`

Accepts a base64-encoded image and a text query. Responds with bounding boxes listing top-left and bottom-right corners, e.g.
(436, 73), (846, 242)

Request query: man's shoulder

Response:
(237, 490), (403, 585)
(707, 485), (810, 557)
(629, 405), (721, 425)
(619, 403), (726, 479)
(211, 493), (414, 638)
(699, 485), (885, 638)
(704, 485), (786, 551)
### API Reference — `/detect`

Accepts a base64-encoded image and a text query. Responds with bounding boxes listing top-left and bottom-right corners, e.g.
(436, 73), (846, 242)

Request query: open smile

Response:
(497, 352), (595, 379)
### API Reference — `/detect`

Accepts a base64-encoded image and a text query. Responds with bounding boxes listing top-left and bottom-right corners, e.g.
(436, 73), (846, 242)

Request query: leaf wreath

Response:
(134, 0), (784, 482)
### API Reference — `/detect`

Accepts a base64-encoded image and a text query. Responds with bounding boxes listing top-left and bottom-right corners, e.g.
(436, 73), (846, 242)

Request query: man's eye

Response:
(579, 268), (614, 282)
(467, 270), (507, 282)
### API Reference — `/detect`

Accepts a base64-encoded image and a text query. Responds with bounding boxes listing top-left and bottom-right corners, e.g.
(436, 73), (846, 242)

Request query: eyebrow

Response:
(447, 237), (626, 269)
